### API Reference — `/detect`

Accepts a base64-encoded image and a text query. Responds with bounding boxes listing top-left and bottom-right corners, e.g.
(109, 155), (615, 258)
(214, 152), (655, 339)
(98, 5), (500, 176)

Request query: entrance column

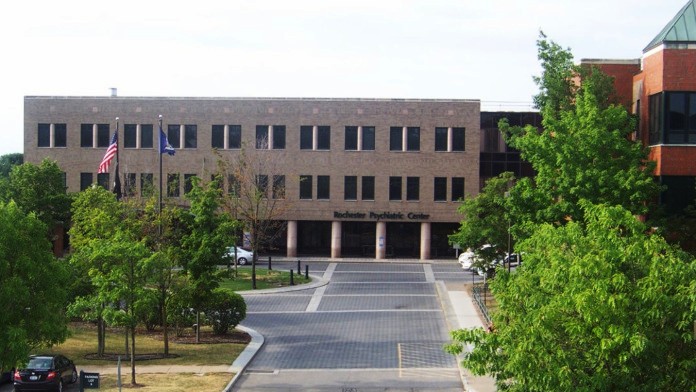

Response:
(376, 221), (387, 259)
(286, 220), (297, 257)
(420, 222), (431, 260)
(331, 221), (342, 259)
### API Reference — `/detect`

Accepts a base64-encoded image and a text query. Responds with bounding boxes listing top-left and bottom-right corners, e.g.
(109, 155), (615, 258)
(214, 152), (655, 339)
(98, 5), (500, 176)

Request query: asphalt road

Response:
(230, 260), (472, 391)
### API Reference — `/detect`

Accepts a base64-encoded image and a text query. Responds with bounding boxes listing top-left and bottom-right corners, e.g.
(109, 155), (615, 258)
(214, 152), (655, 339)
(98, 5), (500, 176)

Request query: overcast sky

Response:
(1, 0), (687, 156)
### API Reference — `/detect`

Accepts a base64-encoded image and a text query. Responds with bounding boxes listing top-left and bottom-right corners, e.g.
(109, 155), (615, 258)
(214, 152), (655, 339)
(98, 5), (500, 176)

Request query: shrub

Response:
(204, 289), (246, 335)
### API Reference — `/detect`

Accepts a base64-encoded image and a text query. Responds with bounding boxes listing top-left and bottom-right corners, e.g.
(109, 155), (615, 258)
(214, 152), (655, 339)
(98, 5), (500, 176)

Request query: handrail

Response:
(472, 283), (492, 327)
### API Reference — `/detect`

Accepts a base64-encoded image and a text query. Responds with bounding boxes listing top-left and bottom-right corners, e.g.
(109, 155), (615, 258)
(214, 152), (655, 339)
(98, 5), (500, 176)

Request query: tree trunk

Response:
(162, 297), (169, 356)
(97, 313), (105, 357)
(130, 324), (136, 385)
(195, 311), (200, 344)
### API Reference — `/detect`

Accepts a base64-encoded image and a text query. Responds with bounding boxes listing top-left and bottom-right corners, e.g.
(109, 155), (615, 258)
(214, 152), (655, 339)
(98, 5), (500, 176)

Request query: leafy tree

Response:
(0, 201), (69, 373)
(178, 176), (237, 343)
(0, 153), (23, 178)
(447, 202), (696, 391)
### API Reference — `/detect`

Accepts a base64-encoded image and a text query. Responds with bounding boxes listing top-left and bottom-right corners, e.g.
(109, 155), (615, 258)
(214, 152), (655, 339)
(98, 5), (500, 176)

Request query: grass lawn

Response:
(91, 373), (232, 391)
(218, 266), (311, 291)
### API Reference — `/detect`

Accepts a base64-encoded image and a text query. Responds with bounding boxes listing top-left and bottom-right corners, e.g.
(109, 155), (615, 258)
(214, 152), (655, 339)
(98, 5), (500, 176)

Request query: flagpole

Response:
(113, 117), (121, 200)
(158, 115), (163, 237)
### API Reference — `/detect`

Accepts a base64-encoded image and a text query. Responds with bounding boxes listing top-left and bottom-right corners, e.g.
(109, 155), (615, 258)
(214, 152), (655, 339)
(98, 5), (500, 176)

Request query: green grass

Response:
(96, 373), (232, 392)
(218, 266), (311, 291)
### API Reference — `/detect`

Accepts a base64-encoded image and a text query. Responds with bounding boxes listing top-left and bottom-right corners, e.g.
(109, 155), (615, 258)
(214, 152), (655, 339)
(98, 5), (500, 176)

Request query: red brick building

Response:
(583, 0), (696, 213)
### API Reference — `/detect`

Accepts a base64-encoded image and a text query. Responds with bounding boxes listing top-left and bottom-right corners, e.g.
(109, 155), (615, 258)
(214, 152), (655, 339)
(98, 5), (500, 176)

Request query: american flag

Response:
(98, 131), (118, 173)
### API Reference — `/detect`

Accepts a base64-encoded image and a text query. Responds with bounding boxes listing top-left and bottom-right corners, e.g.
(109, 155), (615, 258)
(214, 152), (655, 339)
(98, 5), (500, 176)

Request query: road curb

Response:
(235, 274), (328, 295)
(223, 325), (264, 392)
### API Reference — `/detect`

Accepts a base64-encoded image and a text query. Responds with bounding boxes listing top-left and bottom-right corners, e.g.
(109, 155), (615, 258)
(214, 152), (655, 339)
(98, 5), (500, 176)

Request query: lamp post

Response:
(505, 191), (511, 273)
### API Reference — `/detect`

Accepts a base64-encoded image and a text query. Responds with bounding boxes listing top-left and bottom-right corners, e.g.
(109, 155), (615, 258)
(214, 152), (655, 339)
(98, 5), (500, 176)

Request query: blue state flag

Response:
(159, 124), (176, 156)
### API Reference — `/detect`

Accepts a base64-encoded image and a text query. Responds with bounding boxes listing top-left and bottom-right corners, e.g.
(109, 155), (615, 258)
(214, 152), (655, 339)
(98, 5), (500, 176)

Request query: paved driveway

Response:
(231, 261), (469, 391)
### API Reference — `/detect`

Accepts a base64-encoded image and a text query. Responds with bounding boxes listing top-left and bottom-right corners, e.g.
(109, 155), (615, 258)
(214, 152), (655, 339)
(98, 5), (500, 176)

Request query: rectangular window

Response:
(124, 124), (137, 148)
(435, 127), (448, 151)
(434, 177), (447, 201)
(664, 92), (696, 144)
(344, 176), (357, 200)
(97, 173), (110, 189)
(299, 175), (313, 199)
(273, 175), (285, 199)
(124, 173), (137, 197)
(390, 127), (402, 151)
(300, 126), (313, 150)
(452, 127), (465, 151)
(212, 125), (224, 148)
(97, 124), (110, 147)
(406, 177), (419, 201)
(317, 126), (330, 150)
(317, 175), (330, 200)
(184, 174), (196, 195)
(452, 177), (465, 201)
(649, 93), (663, 145)
(256, 175), (269, 197)
(81, 124), (93, 147)
(272, 125), (286, 149)
(389, 176), (402, 201)
(362, 176), (375, 201)
(184, 125), (197, 148)
(54, 124), (67, 147)
(141, 124), (153, 148)
(167, 173), (180, 197)
(345, 126), (358, 150)
(80, 172), (93, 191)
(38, 124), (51, 147)
(168, 125), (181, 149)
(61, 172), (67, 190)
(229, 125), (241, 149)
(256, 125), (269, 149)
(141, 173), (153, 197)
(363, 126), (375, 150)
(406, 127), (420, 151)
(227, 174), (239, 196)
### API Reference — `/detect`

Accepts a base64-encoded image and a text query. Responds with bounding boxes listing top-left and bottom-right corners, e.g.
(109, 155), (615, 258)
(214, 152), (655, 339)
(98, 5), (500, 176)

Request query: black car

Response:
(13, 354), (77, 392)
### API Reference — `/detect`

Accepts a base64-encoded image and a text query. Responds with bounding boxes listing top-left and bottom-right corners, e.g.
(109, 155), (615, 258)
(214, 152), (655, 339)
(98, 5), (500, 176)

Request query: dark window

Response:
(81, 124), (93, 147)
(229, 125), (241, 149)
(80, 172), (93, 191)
(390, 127), (402, 151)
(664, 92), (696, 144)
(272, 125), (286, 149)
(362, 176), (375, 201)
(54, 124), (67, 147)
(168, 125), (181, 148)
(300, 175), (313, 199)
(273, 175), (285, 199)
(452, 127), (465, 151)
(317, 126), (330, 150)
(141, 124), (153, 148)
(452, 177), (465, 201)
(389, 176), (402, 201)
(256, 125), (269, 149)
(317, 175), (330, 200)
(212, 125), (224, 148)
(435, 127), (448, 151)
(141, 173), (153, 197)
(97, 173), (109, 189)
(363, 126), (375, 150)
(344, 176), (357, 200)
(184, 174), (196, 195)
(406, 177), (419, 201)
(38, 124), (50, 147)
(167, 173), (180, 197)
(406, 127), (420, 151)
(300, 126), (313, 149)
(649, 93), (663, 145)
(227, 174), (240, 196)
(434, 177), (447, 201)
(184, 125), (197, 148)
(345, 126), (358, 150)
(256, 175), (269, 197)
(124, 173), (137, 197)
(61, 172), (67, 190)
(124, 124), (137, 148)
(97, 124), (110, 147)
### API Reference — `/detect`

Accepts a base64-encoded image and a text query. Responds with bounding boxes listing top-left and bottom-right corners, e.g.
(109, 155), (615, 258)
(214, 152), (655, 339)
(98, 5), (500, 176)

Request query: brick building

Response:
(24, 96), (480, 259)
(583, 0), (696, 214)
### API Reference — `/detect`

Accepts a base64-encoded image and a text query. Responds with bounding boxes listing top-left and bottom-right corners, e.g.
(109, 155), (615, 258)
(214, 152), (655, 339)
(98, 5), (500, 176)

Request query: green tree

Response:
(178, 176), (237, 343)
(0, 201), (69, 373)
(0, 153), (23, 178)
(447, 202), (696, 391)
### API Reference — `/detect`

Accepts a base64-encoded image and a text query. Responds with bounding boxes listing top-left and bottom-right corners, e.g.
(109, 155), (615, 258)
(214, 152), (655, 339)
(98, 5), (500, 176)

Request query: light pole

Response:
(505, 191), (511, 273)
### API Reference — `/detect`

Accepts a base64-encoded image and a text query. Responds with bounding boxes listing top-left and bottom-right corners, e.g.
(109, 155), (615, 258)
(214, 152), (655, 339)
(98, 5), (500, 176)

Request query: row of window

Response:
(79, 172), (465, 202)
(38, 123), (466, 152)
(649, 91), (696, 145)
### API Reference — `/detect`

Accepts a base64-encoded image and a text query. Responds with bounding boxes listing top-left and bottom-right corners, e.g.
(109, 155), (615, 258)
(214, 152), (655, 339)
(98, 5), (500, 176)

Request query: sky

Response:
(0, 0), (688, 156)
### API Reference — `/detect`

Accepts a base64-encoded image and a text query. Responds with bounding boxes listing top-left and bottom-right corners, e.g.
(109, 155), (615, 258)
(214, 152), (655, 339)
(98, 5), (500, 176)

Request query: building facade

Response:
(24, 96), (480, 259)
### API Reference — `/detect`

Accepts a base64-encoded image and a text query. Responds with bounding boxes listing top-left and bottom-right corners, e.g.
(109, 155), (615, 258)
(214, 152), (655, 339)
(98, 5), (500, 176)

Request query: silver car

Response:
(227, 246), (254, 265)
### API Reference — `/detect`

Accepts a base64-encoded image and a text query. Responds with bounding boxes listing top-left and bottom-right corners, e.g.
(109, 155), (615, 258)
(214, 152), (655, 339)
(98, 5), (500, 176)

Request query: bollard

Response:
(290, 269), (294, 285)
(268, 256), (272, 270)
(297, 259), (301, 274)
(79, 370), (84, 392)
(305, 265), (309, 279)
